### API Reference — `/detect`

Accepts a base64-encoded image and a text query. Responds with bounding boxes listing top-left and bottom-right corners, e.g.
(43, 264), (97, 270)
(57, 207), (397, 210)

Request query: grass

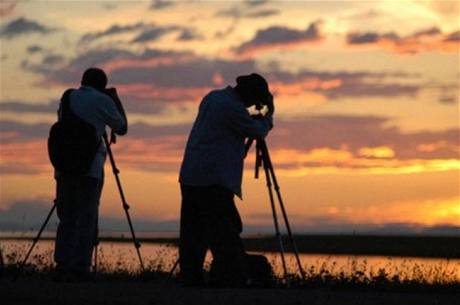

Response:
(1, 241), (459, 293)
(4, 234), (459, 258)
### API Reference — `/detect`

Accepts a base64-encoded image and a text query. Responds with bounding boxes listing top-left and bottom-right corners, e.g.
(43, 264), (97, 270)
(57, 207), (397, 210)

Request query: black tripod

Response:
(17, 132), (144, 274)
(247, 138), (306, 286)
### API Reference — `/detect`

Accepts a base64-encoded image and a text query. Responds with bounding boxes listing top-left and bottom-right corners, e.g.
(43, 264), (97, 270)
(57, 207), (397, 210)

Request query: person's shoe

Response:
(179, 275), (206, 288)
(52, 266), (78, 283)
(72, 269), (93, 282)
(52, 266), (93, 283)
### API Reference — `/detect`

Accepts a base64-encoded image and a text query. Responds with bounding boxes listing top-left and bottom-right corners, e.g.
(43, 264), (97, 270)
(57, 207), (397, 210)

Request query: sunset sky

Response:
(0, 0), (459, 234)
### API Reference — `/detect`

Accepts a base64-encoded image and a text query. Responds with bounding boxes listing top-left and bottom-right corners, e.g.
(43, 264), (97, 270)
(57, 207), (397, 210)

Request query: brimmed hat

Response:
(236, 73), (271, 104)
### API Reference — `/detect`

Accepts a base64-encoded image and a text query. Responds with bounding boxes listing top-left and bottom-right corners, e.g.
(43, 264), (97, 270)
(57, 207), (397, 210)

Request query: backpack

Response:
(48, 89), (100, 175)
(245, 253), (274, 287)
(209, 253), (274, 288)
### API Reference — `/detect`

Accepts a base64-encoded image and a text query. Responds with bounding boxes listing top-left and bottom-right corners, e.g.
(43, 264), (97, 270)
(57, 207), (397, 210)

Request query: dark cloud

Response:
(439, 95), (458, 104)
(411, 26), (441, 38)
(0, 200), (58, 231)
(0, 17), (55, 38)
(216, 5), (279, 19)
(19, 43), (433, 103)
(246, 9), (279, 18)
(245, 0), (268, 7)
(26, 45), (44, 54)
(132, 27), (175, 43)
(150, 0), (174, 10)
(177, 28), (202, 41)
(0, 101), (59, 114)
(268, 116), (459, 160)
(347, 27), (445, 44)
(102, 3), (118, 10)
(0, 119), (189, 144)
(42, 54), (65, 66)
(109, 58), (256, 88)
(80, 22), (147, 43)
(80, 22), (202, 44)
(444, 30), (460, 42)
(22, 47), (193, 86)
(215, 19), (238, 39)
(132, 24), (202, 43)
(236, 22), (322, 55)
(268, 69), (422, 99)
(347, 27), (458, 54)
(347, 32), (398, 44)
(0, 120), (50, 143)
(0, 200), (178, 231)
(216, 7), (241, 18)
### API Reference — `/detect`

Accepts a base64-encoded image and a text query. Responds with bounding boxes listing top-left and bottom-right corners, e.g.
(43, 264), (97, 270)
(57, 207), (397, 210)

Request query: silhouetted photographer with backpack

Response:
(49, 68), (127, 281)
(178, 73), (274, 287)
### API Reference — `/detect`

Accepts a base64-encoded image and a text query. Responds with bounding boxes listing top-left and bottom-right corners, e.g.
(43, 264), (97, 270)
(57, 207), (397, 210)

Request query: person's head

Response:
(81, 67), (108, 90)
(234, 73), (271, 108)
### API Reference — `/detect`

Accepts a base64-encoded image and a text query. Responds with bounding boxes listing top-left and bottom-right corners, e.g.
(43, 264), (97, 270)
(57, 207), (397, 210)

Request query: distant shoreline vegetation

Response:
(1, 234), (459, 258)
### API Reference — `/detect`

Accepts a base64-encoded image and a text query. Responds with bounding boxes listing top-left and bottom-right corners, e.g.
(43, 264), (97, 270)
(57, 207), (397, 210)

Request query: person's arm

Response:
(96, 88), (127, 135)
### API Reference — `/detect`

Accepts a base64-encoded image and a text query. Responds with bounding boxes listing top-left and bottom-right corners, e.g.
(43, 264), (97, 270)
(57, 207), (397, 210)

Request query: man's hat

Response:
(236, 73), (271, 104)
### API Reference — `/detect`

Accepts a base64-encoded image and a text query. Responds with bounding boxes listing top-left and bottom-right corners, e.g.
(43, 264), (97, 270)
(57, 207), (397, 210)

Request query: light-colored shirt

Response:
(57, 86), (126, 179)
(179, 86), (272, 198)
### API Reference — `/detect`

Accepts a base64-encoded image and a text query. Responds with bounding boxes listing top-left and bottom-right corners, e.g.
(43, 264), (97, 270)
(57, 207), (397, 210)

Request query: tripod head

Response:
(103, 130), (117, 146)
(244, 138), (270, 179)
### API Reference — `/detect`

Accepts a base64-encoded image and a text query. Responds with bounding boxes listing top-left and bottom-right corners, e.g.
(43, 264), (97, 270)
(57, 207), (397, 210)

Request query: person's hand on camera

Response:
(103, 87), (128, 135)
(104, 87), (118, 99)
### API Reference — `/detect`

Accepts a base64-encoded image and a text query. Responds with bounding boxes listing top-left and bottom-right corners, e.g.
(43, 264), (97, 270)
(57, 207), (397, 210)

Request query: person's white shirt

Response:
(57, 86), (126, 179)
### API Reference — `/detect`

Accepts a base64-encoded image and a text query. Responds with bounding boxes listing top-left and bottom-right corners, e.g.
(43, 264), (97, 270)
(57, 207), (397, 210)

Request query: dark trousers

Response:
(54, 175), (102, 273)
(179, 184), (247, 286)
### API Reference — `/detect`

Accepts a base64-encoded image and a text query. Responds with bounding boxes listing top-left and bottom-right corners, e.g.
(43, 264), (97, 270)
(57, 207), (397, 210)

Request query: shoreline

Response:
(2, 234), (460, 258)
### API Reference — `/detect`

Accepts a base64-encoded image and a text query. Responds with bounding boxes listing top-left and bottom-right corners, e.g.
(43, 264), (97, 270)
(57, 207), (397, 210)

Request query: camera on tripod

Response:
(247, 93), (273, 117)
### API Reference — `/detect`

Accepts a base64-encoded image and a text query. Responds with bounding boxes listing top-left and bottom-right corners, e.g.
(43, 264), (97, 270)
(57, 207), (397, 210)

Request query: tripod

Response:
(248, 138), (306, 286)
(17, 132), (144, 275)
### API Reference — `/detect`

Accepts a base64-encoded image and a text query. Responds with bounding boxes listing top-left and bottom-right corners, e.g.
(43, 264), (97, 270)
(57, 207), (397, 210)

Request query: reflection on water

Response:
(1, 240), (459, 283)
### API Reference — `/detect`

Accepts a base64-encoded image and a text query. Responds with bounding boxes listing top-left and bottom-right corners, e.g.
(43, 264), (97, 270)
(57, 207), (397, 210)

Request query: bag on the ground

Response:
(246, 253), (274, 287)
(209, 253), (274, 287)
(48, 89), (100, 174)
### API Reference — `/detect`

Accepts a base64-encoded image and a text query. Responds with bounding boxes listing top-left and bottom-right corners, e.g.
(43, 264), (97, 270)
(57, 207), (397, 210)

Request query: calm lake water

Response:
(1, 239), (459, 283)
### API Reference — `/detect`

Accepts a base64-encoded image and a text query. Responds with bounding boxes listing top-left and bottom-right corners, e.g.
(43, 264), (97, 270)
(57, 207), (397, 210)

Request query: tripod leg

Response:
(17, 200), (57, 275)
(260, 141), (306, 281)
(168, 257), (179, 280)
(103, 134), (145, 271)
(259, 146), (290, 286)
(93, 213), (99, 274)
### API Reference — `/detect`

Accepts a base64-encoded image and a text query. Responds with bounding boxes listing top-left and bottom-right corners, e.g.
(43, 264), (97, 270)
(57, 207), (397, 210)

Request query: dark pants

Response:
(54, 175), (102, 273)
(179, 184), (247, 287)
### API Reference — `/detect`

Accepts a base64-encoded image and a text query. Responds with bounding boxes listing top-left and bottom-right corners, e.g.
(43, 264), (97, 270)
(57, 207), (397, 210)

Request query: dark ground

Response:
(1, 276), (459, 305)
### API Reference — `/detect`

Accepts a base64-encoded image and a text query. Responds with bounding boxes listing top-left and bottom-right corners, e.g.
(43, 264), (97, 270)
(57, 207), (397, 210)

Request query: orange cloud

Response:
(0, 140), (51, 174)
(358, 146), (395, 158)
(101, 53), (195, 73)
(116, 83), (209, 102)
(270, 78), (342, 95)
(267, 148), (460, 176)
